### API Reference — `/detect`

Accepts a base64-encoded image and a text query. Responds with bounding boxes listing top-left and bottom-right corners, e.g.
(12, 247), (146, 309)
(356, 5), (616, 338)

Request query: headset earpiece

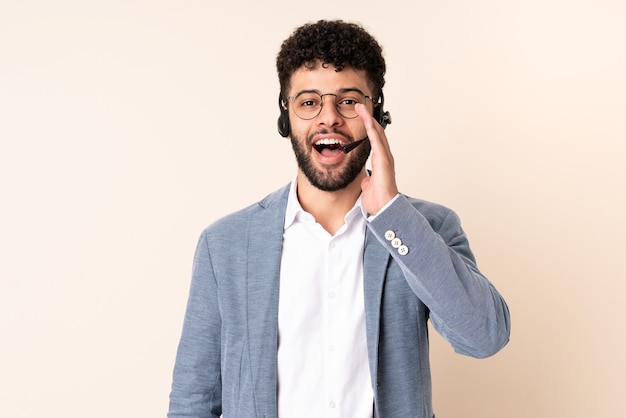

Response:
(374, 91), (392, 129)
(277, 93), (290, 137)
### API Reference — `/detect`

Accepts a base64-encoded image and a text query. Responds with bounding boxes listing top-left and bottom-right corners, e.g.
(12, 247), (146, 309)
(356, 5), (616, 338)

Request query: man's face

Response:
(287, 63), (374, 192)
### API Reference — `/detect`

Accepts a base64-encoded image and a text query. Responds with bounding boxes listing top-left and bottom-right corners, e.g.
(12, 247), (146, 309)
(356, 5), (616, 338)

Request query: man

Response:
(168, 20), (510, 418)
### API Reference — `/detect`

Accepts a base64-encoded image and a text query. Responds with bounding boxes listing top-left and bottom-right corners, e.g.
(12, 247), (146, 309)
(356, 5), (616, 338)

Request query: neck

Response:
(295, 169), (366, 235)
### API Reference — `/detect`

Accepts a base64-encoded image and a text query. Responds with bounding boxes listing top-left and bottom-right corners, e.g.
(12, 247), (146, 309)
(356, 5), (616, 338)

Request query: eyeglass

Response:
(286, 89), (377, 120)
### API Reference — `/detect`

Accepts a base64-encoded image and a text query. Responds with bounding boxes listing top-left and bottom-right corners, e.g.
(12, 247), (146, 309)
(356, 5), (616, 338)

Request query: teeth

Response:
(315, 138), (342, 146)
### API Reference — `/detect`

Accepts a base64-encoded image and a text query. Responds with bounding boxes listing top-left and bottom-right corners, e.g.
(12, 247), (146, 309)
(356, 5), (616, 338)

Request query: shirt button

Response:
(329, 401), (336, 408)
(328, 292), (336, 299)
(391, 237), (402, 248)
(384, 230), (395, 241)
(398, 245), (409, 255)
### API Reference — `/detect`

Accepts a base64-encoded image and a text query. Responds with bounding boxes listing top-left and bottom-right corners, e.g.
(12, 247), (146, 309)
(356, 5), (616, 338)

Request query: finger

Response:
(355, 103), (391, 157)
(355, 102), (379, 137)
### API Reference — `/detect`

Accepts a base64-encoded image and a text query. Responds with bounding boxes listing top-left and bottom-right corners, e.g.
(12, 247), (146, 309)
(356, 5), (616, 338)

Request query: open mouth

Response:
(313, 138), (368, 155)
(313, 138), (345, 156)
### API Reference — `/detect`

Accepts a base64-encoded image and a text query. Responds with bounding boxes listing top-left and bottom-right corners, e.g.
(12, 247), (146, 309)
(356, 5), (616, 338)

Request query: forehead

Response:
(288, 63), (371, 96)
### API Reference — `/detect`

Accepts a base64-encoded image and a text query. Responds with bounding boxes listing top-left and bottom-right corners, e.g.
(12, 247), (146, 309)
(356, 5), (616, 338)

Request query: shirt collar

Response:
(284, 177), (307, 229)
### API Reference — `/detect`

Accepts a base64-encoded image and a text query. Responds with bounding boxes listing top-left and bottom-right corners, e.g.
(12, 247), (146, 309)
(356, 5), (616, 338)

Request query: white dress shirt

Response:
(277, 180), (374, 418)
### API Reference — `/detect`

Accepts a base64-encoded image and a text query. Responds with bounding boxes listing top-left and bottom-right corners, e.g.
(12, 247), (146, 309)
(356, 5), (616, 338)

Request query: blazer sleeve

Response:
(367, 194), (511, 358)
(168, 231), (222, 418)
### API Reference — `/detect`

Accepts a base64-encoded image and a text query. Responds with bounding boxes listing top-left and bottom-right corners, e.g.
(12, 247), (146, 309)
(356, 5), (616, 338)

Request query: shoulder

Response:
(200, 183), (290, 239)
(401, 194), (459, 229)
(404, 194), (451, 213)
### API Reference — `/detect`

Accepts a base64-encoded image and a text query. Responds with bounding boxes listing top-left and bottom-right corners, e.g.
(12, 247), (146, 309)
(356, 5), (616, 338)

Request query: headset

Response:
(277, 91), (391, 137)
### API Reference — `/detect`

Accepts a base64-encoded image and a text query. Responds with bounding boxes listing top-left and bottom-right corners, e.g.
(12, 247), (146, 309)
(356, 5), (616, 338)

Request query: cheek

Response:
(289, 119), (313, 142)
(349, 122), (368, 141)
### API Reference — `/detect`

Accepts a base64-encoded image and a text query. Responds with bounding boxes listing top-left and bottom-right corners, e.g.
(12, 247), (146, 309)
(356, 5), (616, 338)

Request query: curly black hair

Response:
(276, 20), (386, 99)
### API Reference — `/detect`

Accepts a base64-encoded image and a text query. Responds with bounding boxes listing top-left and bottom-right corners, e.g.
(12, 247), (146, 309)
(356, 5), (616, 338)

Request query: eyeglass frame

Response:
(282, 88), (379, 120)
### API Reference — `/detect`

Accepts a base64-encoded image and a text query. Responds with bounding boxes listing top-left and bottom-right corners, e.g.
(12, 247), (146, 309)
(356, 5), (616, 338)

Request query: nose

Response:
(316, 94), (344, 128)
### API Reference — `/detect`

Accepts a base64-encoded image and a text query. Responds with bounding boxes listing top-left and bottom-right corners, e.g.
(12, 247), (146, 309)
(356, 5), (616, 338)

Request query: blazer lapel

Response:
(363, 228), (391, 386)
(245, 185), (289, 416)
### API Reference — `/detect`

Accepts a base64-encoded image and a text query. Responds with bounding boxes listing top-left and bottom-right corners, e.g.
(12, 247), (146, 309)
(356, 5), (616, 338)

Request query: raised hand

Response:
(355, 103), (399, 216)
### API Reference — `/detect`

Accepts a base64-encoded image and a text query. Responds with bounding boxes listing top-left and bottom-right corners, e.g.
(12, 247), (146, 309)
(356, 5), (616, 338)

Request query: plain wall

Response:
(1, 1), (624, 417)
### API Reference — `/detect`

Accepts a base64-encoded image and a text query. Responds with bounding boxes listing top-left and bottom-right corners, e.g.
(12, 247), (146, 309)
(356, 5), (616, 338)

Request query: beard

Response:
(290, 130), (371, 192)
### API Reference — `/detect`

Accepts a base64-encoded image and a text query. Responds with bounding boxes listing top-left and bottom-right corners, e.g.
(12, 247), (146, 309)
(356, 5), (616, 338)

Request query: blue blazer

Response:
(168, 184), (510, 418)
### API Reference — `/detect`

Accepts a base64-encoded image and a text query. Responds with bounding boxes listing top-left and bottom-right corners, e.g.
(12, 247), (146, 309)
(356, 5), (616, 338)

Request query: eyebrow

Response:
(293, 87), (367, 96)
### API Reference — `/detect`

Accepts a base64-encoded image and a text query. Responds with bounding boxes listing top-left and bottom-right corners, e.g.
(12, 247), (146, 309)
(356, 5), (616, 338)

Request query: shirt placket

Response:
(324, 236), (341, 417)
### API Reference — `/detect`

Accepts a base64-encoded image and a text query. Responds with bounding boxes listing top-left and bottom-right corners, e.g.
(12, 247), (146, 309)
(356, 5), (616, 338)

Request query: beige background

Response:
(1, 0), (624, 417)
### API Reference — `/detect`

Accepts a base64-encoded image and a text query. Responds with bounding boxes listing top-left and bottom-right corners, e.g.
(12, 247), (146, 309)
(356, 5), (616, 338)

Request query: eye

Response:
(337, 96), (361, 106)
(295, 94), (321, 108)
